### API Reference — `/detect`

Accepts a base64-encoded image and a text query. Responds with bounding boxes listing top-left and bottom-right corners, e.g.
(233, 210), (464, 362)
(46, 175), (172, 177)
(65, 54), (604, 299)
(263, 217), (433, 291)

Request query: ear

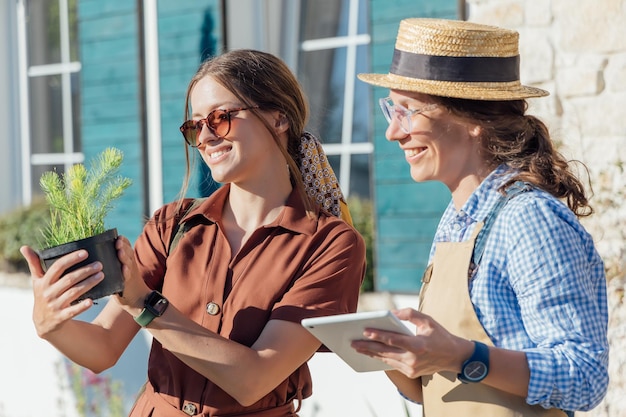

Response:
(273, 112), (289, 133)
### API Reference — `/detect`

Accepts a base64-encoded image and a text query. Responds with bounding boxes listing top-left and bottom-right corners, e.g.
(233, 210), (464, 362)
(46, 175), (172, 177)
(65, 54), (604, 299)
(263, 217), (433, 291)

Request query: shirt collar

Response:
(459, 164), (517, 223)
(180, 184), (319, 236)
(431, 164), (518, 256)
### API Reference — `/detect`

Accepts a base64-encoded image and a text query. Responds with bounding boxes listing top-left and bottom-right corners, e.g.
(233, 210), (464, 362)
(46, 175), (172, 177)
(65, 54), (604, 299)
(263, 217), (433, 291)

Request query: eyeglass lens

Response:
(379, 98), (412, 134)
(180, 106), (258, 147)
(179, 109), (233, 147)
(379, 98), (438, 134)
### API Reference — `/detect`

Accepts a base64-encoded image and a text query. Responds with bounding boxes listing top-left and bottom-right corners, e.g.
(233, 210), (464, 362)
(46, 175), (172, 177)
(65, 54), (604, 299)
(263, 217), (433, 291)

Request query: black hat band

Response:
(390, 48), (520, 83)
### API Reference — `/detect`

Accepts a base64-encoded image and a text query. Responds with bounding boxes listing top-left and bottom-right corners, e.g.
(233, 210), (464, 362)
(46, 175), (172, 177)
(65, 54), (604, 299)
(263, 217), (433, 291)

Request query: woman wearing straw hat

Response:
(352, 18), (608, 416)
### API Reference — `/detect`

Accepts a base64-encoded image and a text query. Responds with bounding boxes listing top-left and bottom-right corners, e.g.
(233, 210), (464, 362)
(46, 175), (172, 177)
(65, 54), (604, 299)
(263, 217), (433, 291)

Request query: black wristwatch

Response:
(458, 341), (490, 383)
(134, 290), (169, 327)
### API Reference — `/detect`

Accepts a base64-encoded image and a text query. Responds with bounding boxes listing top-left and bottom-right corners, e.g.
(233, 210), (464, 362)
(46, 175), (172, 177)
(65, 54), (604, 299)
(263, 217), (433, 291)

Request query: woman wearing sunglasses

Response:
(352, 18), (608, 416)
(20, 49), (366, 416)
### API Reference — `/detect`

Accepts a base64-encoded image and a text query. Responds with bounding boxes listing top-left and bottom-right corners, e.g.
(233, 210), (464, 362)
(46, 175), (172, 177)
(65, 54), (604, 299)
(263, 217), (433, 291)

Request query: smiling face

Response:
(189, 76), (287, 187)
(385, 90), (490, 197)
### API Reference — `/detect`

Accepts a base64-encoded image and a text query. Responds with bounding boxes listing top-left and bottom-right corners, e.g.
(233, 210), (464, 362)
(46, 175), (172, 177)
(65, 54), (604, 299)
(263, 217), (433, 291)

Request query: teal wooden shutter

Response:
(368, 0), (458, 293)
(78, 1), (223, 241)
(78, 0), (144, 241)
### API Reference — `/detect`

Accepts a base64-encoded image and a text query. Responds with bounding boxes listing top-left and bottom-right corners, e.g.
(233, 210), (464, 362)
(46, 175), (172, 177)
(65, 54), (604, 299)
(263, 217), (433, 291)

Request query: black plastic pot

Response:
(37, 228), (125, 304)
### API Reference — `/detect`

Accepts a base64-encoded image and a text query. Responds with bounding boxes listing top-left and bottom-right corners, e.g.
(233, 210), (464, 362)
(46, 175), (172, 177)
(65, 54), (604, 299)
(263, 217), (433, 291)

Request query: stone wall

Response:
(467, 1), (626, 415)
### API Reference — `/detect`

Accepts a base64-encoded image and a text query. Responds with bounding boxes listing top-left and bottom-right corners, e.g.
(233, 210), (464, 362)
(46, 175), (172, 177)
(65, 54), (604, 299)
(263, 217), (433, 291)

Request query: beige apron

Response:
(418, 187), (567, 417)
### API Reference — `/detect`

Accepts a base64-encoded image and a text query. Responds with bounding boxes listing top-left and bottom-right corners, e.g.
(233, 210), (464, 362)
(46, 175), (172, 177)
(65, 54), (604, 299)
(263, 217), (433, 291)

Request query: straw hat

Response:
(358, 18), (549, 100)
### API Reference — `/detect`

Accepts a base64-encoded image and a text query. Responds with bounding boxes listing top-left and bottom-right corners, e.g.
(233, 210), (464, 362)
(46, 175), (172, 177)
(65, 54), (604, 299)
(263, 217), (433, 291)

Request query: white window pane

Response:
(298, 0), (371, 198)
(26, 0), (61, 66)
(21, 0), (82, 203)
(300, 0), (348, 40)
(28, 74), (64, 153)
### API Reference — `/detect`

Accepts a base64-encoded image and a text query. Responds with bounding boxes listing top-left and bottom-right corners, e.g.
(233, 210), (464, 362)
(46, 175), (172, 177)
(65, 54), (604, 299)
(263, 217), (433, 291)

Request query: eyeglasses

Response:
(179, 106), (259, 147)
(379, 97), (438, 134)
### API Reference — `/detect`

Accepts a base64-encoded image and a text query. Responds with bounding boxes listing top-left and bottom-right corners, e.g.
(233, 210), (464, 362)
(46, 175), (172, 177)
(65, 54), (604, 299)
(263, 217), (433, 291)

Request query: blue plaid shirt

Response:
(429, 165), (609, 411)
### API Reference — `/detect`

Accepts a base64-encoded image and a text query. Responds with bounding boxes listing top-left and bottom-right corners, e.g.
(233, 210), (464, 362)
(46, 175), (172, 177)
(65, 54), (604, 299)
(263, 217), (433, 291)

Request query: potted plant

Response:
(36, 147), (132, 304)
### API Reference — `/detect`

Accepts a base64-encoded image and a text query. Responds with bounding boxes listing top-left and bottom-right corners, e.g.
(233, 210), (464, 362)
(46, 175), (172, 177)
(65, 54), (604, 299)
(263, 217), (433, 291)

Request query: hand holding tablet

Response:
(301, 310), (414, 372)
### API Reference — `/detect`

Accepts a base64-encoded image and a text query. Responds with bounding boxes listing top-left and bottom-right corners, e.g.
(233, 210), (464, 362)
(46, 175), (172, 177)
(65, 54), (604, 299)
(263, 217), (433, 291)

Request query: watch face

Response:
(146, 292), (169, 316)
(463, 361), (488, 382)
(152, 298), (169, 315)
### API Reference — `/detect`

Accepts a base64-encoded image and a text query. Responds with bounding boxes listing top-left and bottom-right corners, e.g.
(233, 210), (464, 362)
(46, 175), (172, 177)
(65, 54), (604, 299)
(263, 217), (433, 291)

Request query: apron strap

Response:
(472, 181), (531, 266)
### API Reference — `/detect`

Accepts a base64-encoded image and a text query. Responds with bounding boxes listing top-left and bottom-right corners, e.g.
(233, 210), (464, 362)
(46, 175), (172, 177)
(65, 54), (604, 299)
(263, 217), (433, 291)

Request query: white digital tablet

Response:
(301, 310), (414, 372)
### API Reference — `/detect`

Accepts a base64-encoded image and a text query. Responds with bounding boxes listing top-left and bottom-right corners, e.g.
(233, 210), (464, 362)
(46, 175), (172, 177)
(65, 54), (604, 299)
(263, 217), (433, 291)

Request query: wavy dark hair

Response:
(177, 49), (314, 215)
(431, 96), (593, 217)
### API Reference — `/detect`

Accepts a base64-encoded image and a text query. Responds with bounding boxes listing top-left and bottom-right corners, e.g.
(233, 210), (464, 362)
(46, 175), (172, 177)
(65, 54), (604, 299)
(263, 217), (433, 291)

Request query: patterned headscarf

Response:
(298, 132), (352, 225)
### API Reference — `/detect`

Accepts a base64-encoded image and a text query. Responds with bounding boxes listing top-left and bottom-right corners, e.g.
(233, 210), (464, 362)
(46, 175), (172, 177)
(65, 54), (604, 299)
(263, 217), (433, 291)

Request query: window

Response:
(297, 0), (372, 199)
(17, 0), (82, 205)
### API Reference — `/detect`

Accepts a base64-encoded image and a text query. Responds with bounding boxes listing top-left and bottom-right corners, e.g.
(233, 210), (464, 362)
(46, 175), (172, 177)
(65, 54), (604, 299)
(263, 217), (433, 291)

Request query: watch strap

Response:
(458, 340), (490, 383)
(134, 306), (158, 327)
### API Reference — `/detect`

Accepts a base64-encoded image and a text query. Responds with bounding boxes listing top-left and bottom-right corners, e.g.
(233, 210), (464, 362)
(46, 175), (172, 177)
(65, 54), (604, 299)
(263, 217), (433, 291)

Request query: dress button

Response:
(182, 403), (197, 415)
(206, 302), (220, 315)
(452, 223), (461, 231)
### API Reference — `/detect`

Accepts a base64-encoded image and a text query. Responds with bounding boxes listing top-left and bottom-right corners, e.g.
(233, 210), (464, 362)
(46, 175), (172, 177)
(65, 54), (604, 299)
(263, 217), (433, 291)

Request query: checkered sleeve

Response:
(504, 194), (609, 410)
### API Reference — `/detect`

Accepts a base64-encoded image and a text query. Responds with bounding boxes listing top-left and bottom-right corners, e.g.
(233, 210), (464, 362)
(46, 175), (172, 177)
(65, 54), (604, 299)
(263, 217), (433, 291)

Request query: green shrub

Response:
(347, 196), (375, 292)
(0, 198), (50, 273)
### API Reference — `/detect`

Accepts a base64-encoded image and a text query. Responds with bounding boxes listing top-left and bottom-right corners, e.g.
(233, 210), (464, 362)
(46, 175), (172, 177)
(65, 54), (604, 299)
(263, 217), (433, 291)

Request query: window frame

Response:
(16, 0), (83, 206)
(297, 0), (373, 197)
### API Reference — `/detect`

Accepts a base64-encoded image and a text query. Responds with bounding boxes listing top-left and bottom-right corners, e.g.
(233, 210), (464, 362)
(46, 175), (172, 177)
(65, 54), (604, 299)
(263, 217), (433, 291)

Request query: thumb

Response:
(394, 307), (426, 323)
(20, 246), (45, 277)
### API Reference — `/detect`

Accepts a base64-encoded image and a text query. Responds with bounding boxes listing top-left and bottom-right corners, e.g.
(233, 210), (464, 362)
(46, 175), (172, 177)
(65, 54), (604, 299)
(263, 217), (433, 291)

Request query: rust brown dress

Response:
(129, 184), (366, 417)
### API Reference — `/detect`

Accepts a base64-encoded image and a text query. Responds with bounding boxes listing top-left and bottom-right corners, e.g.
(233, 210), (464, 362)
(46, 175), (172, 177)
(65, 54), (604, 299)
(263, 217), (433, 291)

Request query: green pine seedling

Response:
(39, 147), (132, 248)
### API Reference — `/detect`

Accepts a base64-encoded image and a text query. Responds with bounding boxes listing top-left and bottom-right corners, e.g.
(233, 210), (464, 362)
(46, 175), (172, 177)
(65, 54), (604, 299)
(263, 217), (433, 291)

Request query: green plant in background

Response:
(0, 198), (50, 273)
(348, 196), (375, 292)
(40, 147), (132, 249)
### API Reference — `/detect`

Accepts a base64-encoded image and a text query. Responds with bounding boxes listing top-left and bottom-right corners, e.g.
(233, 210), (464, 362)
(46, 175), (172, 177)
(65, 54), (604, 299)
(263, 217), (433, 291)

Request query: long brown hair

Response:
(432, 96), (593, 217)
(177, 49), (314, 215)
